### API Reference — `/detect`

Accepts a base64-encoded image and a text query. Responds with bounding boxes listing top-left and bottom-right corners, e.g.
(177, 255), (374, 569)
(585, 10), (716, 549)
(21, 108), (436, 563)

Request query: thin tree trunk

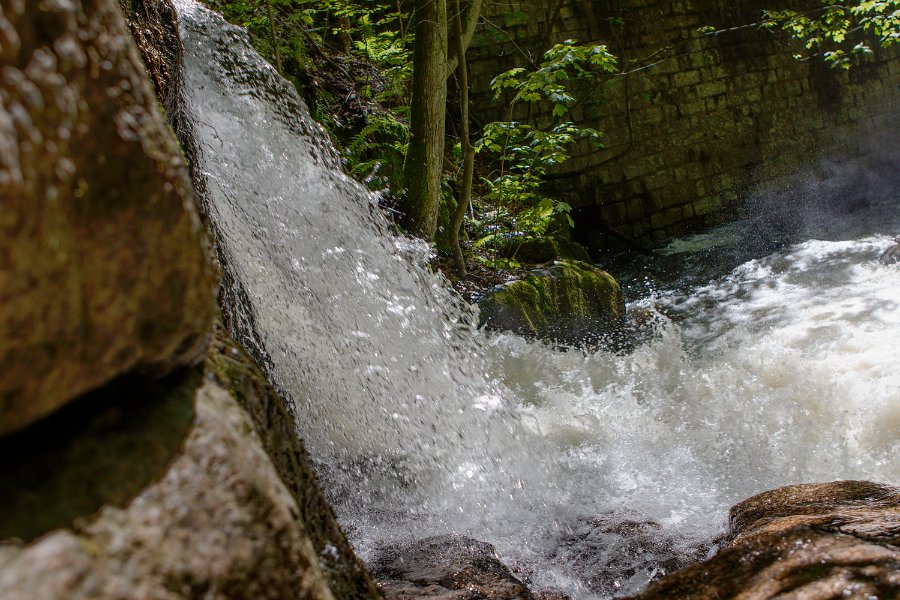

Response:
(447, 0), (482, 74)
(401, 0), (448, 240)
(264, 0), (282, 73)
(449, 0), (474, 275)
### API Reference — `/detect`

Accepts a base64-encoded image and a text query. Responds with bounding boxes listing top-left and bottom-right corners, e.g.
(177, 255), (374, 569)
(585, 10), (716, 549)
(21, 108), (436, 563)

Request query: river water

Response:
(175, 2), (899, 597)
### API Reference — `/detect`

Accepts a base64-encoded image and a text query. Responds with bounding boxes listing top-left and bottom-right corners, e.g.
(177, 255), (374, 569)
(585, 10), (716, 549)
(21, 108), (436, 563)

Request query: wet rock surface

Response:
(478, 260), (625, 346)
(0, 0), (216, 435)
(879, 238), (900, 265)
(207, 328), (383, 599)
(628, 481), (900, 599)
(538, 514), (716, 597)
(0, 377), (335, 600)
(116, 0), (183, 110)
(728, 480), (900, 547)
(372, 535), (536, 600)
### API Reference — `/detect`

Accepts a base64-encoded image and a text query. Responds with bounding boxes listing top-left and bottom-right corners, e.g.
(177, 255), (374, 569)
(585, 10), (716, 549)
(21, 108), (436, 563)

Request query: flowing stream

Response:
(175, 2), (899, 597)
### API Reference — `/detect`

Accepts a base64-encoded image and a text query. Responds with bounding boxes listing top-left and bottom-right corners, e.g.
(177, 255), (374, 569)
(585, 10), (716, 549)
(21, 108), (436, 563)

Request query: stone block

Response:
(673, 70), (701, 87)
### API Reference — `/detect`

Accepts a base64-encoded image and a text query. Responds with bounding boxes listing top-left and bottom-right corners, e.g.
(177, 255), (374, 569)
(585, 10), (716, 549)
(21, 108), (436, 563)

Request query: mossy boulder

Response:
(0, 0), (216, 435)
(494, 234), (593, 265)
(478, 260), (625, 345)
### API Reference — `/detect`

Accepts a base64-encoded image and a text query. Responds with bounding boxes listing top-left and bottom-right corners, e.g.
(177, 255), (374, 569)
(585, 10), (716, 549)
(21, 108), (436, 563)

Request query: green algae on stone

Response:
(478, 260), (625, 345)
(494, 235), (593, 265)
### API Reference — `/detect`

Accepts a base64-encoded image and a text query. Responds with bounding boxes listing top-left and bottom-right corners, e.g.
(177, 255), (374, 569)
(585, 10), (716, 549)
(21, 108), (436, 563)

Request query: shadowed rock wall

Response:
(469, 0), (900, 249)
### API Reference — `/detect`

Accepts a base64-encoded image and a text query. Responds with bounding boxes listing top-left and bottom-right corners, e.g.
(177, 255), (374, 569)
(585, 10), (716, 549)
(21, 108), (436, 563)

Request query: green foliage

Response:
(203, 0), (413, 195)
(345, 111), (410, 192)
(473, 41), (616, 257)
(763, 1), (899, 69)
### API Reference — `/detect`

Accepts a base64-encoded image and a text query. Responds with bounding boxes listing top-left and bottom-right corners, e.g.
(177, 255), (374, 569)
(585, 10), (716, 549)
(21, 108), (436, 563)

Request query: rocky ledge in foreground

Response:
(628, 480), (899, 600)
(370, 481), (898, 600)
(0, 329), (381, 600)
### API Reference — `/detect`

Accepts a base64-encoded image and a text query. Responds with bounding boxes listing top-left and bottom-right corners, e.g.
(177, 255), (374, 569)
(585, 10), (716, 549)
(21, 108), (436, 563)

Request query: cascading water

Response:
(174, 2), (899, 597)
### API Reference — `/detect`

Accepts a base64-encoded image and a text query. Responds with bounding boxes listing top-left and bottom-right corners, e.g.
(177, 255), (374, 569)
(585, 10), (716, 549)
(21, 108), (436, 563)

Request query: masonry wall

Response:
(467, 0), (900, 249)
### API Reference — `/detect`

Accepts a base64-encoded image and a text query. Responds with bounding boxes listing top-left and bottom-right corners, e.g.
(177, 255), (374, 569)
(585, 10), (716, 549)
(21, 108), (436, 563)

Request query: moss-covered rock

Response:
(0, 0), (216, 436)
(495, 235), (593, 265)
(478, 260), (625, 345)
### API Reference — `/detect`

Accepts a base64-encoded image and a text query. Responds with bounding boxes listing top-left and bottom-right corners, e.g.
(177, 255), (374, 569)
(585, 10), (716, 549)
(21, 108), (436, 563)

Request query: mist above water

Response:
(175, 3), (898, 597)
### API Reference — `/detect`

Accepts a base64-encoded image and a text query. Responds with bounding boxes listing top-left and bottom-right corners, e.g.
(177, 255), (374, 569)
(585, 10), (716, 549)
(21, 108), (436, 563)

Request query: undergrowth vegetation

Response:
(200, 0), (614, 278)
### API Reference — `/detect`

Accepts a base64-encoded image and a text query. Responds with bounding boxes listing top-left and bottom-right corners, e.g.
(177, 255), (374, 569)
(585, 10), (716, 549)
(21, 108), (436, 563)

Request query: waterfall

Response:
(174, 2), (899, 597)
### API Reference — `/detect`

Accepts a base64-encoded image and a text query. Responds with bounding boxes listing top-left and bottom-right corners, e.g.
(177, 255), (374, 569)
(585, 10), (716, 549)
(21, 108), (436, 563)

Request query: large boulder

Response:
(0, 0), (216, 435)
(493, 234), (593, 265)
(0, 379), (334, 599)
(478, 260), (625, 346)
(628, 481), (900, 599)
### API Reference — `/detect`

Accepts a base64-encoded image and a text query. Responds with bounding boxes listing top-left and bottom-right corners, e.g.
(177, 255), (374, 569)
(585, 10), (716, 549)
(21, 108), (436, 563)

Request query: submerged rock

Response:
(0, 0), (216, 435)
(628, 480), (900, 599)
(538, 514), (716, 597)
(879, 239), (900, 265)
(478, 260), (625, 346)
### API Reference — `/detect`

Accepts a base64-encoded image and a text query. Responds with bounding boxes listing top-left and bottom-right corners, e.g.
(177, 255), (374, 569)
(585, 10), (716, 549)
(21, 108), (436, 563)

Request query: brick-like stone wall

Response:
(467, 0), (900, 249)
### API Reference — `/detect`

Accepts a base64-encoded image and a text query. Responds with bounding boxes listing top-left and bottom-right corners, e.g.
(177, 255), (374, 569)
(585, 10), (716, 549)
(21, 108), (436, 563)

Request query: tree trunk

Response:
(264, 0), (282, 73)
(447, 0), (482, 75)
(449, 0), (474, 275)
(401, 0), (448, 240)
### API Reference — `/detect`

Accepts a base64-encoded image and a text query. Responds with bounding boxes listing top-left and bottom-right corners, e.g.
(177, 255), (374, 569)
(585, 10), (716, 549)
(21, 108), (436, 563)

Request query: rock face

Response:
(115, 0), (183, 110)
(478, 260), (625, 346)
(0, 378), (334, 599)
(628, 481), (900, 600)
(0, 0), (216, 435)
(0, 328), (382, 599)
(206, 330), (383, 599)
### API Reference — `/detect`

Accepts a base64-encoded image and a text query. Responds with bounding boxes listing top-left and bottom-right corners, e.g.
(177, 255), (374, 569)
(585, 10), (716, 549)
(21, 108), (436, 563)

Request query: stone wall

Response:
(467, 0), (900, 249)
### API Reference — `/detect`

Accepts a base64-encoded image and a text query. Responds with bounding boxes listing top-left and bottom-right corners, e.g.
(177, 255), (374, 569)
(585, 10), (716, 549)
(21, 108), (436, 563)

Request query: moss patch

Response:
(478, 260), (625, 345)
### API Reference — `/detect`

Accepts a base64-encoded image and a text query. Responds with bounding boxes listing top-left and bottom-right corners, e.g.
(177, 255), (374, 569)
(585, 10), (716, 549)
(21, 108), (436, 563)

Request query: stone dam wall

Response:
(467, 0), (900, 250)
